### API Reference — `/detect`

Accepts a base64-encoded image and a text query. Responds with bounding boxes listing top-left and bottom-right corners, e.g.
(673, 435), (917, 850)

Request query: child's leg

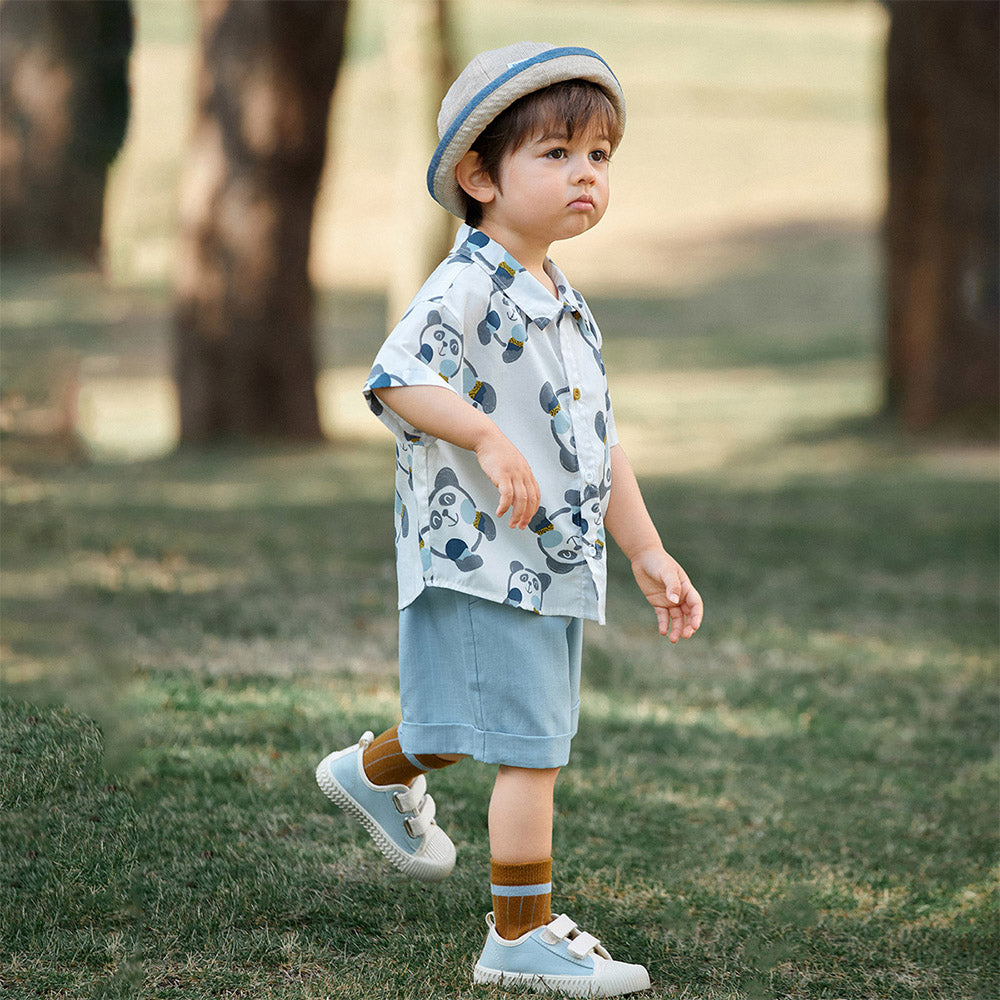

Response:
(489, 765), (559, 860)
(488, 765), (559, 939)
(474, 761), (651, 995)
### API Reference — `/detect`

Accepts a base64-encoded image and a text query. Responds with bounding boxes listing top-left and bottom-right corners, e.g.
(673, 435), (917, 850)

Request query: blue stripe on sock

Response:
(491, 881), (552, 898)
(402, 751), (430, 772)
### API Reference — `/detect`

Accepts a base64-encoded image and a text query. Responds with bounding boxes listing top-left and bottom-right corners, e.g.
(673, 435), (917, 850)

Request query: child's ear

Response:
(455, 150), (496, 206)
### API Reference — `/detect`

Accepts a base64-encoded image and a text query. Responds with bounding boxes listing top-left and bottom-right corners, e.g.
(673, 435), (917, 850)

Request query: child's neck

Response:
(476, 221), (559, 300)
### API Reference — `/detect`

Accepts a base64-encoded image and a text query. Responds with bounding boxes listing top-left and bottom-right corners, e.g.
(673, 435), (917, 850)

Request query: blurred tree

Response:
(386, 0), (457, 325)
(174, 0), (348, 442)
(884, 1), (999, 434)
(0, 0), (132, 265)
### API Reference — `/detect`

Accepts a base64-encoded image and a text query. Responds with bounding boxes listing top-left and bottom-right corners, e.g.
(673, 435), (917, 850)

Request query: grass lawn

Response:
(2, 426), (997, 999)
(2, 2), (998, 998)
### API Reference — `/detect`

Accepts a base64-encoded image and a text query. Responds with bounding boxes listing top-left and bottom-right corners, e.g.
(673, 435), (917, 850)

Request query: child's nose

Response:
(573, 156), (597, 183)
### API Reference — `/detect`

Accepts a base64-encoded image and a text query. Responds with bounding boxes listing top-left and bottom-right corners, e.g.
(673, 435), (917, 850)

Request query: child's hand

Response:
(630, 548), (704, 643)
(474, 429), (540, 530)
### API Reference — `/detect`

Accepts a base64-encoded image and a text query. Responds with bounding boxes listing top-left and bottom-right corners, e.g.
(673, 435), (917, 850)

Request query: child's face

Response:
(480, 122), (612, 251)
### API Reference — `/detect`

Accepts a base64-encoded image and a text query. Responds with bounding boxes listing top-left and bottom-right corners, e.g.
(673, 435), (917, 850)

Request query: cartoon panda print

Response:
(394, 490), (409, 542)
(416, 309), (497, 413)
(476, 289), (528, 364)
(420, 467), (496, 573)
(366, 364), (408, 417)
(539, 381), (578, 472)
(503, 561), (551, 614)
(529, 501), (583, 575)
(566, 484), (603, 544)
(529, 488), (606, 575)
(457, 357), (497, 413)
(467, 236), (523, 300)
(463, 228), (492, 258)
(417, 309), (464, 381)
(595, 408), (612, 502)
(393, 447), (413, 543)
(396, 445), (414, 491)
(567, 293), (606, 373)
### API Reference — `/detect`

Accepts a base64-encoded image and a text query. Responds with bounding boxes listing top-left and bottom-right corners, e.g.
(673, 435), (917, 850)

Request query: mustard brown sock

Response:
(362, 725), (455, 787)
(491, 857), (553, 940)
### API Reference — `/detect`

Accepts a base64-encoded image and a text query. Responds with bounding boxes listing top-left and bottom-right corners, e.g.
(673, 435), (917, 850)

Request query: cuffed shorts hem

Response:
(398, 587), (583, 771)
(398, 720), (576, 769)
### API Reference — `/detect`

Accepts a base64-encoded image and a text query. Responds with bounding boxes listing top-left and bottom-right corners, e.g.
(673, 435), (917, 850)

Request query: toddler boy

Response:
(316, 42), (703, 997)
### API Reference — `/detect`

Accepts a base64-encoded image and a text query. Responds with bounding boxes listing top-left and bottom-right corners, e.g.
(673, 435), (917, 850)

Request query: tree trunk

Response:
(0, 0), (132, 265)
(174, 0), (348, 443)
(884, 1), (999, 434)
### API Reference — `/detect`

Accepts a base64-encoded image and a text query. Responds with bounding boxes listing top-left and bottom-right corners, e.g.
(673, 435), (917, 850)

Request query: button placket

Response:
(565, 314), (603, 494)
(559, 311), (607, 608)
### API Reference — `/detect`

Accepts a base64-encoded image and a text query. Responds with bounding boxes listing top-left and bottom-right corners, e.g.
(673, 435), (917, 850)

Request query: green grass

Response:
(2, 1), (997, 997)
(1, 435), (997, 999)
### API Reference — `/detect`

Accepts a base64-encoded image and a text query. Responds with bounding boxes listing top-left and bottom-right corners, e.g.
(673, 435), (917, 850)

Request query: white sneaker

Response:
(315, 731), (456, 882)
(473, 912), (651, 997)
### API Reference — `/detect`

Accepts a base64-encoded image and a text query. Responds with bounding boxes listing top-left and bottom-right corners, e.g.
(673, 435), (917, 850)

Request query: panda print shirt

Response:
(364, 225), (619, 624)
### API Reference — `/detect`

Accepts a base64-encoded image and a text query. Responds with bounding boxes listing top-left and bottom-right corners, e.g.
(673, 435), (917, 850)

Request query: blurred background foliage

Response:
(1, 0), (996, 457)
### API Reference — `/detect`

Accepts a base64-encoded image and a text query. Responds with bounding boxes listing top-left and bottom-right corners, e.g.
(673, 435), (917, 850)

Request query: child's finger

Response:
(510, 475), (540, 529)
(525, 479), (540, 524)
(509, 489), (526, 528)
(496, 478), (513, 518)
(688, 601), (704, 632)
(655, 606), (670, 636)
(684, 585), (705, 632)
(667, 604), (684, 643)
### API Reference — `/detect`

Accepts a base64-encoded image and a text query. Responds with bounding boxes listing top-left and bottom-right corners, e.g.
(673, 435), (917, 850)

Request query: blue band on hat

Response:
(427, 46), (620, 202)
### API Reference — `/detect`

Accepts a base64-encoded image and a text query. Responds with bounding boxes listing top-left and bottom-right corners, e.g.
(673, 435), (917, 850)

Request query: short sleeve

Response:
(362, 300), (466, 443)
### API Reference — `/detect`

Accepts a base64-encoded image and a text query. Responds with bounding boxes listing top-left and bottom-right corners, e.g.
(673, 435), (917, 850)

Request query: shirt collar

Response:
(452, 225), (577, 330)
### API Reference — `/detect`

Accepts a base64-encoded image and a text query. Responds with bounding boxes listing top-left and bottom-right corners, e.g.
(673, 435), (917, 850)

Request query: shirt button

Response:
(572, 387), (581, 401)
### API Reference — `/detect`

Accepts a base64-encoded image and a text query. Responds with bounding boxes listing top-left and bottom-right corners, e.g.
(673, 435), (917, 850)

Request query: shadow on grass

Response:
(3, 429), (996, 701)
(591, 219), (880, 375)
(2, 432), (997, 997)
(2, 217), (997, 997)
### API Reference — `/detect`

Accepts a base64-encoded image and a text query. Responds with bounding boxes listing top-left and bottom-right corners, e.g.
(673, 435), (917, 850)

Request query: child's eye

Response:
(589, 149), (609, 163)
(545, 148), (566, 160)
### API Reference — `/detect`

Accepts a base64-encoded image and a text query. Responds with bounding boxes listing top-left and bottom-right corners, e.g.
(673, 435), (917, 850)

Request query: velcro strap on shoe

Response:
(393, 777), (425, 814)
(403, 793), (436, 838)
(541, 914), (578, 943)
(568, 931), (601, 959)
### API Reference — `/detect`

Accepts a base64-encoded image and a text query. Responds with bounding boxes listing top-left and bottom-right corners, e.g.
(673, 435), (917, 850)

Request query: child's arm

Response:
(373, 385), (540, 529)
(604, 443), (704, 643)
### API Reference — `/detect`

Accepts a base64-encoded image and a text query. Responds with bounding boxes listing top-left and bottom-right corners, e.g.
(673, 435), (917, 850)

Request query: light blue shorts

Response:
(397, 587), (583, 769)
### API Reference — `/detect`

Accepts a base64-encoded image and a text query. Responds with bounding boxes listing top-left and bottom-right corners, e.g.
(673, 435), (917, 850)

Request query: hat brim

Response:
(427, 46), (626, 219)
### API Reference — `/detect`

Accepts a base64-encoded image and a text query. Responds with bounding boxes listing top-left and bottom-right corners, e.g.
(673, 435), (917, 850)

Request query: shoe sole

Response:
(315, 753), (454, 883)
(473, 963), (650, 998)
